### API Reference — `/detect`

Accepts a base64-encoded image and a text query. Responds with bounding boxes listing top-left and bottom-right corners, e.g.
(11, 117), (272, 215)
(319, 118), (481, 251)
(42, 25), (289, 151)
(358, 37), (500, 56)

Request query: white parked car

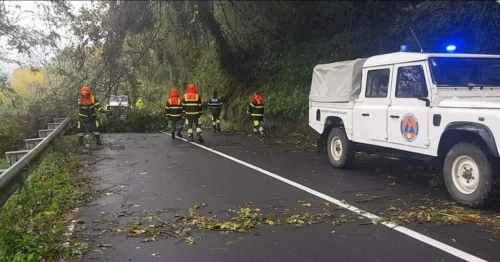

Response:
(106, 95), (129, 111)
(309, 50), (500, 207)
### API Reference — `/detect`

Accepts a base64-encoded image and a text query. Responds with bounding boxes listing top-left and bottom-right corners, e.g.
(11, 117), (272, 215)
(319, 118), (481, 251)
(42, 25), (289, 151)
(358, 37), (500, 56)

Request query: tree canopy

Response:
(3, 0), (500, 125)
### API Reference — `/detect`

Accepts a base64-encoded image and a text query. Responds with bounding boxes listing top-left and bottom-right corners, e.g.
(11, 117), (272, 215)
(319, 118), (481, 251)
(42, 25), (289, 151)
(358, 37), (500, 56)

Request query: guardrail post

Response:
(38, 129), (54, 138)
(25, 138), (45, 150)
(53, 118), (66, 124)
(5, 150), (31, 166)
(47, 123), (61, 130)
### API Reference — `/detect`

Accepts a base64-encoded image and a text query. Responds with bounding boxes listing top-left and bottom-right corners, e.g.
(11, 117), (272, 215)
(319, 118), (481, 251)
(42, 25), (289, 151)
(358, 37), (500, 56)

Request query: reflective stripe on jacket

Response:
(78, 96), (102, 117)
(182, 93), (202, 118)
(166, 97), (183, 120)
(208, 97), (222, 115)
(248, 97), (264, 117)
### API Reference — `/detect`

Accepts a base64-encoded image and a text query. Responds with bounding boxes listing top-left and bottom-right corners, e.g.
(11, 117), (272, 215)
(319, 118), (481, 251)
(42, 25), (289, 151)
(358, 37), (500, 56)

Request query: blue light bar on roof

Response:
(446, 45), (457, 53)
(400, 45), (410, 52)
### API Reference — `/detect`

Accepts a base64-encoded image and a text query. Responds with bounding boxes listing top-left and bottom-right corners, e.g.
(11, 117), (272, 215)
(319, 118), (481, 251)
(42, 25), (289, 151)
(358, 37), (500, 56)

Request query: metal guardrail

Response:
(0, 117), (70, 208)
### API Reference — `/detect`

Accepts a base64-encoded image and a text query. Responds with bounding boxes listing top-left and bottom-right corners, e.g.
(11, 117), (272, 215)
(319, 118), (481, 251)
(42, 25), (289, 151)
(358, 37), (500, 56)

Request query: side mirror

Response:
(417, 97), (431, 107)
(412, 85), (430, 107)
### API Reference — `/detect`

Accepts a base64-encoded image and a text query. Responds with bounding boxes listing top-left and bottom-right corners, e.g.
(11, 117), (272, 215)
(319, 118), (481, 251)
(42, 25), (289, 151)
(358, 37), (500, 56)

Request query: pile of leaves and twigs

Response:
(107, 201), (364, 246)
(378, 200), (500, 237)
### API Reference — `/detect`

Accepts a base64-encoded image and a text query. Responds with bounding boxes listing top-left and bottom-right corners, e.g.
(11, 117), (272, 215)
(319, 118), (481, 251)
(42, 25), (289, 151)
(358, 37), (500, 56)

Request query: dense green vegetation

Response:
(97, 1), (500, 136)
(0, 136), (93, 261)
(2, 1), (500, 138)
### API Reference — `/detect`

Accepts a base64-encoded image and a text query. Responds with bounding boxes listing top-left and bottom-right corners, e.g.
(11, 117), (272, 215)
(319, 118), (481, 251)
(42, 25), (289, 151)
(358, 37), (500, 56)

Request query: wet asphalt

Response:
(71, 131), (499, 262)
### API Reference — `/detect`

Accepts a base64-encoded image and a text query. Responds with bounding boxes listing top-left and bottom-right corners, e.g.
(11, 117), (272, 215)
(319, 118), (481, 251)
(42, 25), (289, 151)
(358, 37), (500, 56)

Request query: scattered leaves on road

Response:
(106, 202), (356, 246)
(81, 196), (500, 250)
(377, 200), (500, 234)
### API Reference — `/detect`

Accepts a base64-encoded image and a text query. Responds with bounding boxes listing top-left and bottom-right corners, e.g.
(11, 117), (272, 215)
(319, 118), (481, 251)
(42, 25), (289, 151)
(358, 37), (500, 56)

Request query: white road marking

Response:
(160, 131), (488, 262)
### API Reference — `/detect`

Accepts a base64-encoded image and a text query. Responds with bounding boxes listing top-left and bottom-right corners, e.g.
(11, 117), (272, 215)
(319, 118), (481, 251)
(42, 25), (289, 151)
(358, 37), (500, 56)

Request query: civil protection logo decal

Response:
(400, 113), (419, 142)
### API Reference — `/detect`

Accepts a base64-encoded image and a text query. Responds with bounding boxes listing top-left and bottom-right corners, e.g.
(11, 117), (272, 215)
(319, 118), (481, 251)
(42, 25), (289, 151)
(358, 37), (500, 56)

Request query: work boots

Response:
(216, 123), (221, 132)
(213, 125), (217, 133)
(188, 134), (194, 142)
(172, 130), (183, 139)
(197, 133), (204, 143)
(78, 136), (84, 147)
(95, 135), (102, 146)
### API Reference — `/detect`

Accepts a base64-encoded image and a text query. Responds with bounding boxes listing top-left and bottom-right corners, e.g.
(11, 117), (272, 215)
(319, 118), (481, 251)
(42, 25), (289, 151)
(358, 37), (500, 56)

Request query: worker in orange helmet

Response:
(165, 87), (184, 139)
(77, 85), (105, 146)
(247, 91), (265, 135)
(181, 83), (204, 142)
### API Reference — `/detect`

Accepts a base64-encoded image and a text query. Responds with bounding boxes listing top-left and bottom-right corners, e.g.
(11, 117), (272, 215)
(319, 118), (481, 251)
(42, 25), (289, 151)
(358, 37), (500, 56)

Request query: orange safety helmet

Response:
(187, 83), (197, 94)
(251, 91), (264, 104)
(80, 85), (91, 95)
(170, 88), (179, 98)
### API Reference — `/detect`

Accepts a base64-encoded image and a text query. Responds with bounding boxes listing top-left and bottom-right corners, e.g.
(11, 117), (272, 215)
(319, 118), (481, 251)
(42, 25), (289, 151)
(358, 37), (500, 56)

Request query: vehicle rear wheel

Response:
(326, 128), (354, 169)
(443, 142), (496, 207)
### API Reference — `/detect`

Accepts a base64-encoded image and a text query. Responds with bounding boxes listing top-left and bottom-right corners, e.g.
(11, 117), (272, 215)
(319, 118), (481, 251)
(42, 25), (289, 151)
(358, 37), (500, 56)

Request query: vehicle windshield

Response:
(428, 57), (500, 87)
(109, 95), (128, 103)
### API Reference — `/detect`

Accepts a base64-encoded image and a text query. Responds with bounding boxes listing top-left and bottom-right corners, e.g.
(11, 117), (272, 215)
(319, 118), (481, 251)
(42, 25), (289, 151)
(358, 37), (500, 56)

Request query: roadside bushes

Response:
(0, 117), (28, 155)
(0, 114), (38, 155)
(100, 109), (168, 133)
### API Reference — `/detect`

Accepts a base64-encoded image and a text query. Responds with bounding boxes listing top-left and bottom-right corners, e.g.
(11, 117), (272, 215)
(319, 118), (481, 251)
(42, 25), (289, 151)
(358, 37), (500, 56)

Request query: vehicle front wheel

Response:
(326, 128), (354, 169)
(443, 142), (496, 207)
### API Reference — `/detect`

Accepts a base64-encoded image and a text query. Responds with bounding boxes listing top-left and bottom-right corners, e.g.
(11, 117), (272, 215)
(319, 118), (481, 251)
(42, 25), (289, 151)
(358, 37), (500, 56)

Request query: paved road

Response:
(72, 131), (499, 262)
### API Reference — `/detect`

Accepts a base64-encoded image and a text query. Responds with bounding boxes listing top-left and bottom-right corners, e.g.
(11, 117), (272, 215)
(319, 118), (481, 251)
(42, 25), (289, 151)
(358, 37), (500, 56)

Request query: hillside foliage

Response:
(1, 1), (500, 140)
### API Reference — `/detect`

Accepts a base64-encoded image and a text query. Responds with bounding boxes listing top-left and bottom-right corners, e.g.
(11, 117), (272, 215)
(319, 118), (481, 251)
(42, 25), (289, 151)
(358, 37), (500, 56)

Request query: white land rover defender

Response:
(309, 51), (500, 207)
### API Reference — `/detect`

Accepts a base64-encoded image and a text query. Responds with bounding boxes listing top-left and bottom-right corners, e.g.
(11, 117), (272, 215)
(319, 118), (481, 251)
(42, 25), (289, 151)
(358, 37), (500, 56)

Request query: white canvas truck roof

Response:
(364, 52), (500, 67)
(309, 58), (367, 102)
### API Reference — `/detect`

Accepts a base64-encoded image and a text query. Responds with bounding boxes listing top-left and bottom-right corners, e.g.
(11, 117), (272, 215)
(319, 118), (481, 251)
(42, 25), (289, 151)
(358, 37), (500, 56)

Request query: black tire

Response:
(326, 128), (354, 169)
(443, 142), (495, 207)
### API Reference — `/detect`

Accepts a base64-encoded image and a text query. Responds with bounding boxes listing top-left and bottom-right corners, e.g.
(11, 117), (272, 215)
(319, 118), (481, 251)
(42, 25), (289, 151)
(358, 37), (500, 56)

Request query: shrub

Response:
(100, 109), (169, 133)
(0, 114), (37, 155)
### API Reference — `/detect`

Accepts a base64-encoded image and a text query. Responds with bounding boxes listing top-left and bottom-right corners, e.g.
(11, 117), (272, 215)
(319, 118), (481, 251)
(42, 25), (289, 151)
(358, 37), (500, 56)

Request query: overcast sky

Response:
(0, 1), (92, 77)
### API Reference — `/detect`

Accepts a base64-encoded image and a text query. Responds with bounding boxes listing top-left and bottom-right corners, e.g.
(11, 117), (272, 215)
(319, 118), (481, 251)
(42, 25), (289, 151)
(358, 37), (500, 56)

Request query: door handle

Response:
(361, 113), (369, 116)
(390, 115), (399, 119)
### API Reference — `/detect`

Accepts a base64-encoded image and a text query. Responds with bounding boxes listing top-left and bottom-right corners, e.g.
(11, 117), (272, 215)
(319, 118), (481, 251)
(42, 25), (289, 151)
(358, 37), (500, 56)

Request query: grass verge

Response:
(0, 135), (95, 262)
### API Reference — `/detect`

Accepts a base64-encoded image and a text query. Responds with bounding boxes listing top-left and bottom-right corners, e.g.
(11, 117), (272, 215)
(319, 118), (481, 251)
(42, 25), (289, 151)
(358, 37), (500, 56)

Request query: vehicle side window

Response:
(365, 69), (389, 98)
(481, 65), (500, 86)
(396, 65), (429, 98)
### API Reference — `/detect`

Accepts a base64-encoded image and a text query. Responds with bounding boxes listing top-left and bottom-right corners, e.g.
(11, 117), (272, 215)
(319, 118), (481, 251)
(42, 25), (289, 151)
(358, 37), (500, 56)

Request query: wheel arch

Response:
(317, 116), (346, 155)
(322, 116), (345, 134)
(438, 122), (499, 157)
